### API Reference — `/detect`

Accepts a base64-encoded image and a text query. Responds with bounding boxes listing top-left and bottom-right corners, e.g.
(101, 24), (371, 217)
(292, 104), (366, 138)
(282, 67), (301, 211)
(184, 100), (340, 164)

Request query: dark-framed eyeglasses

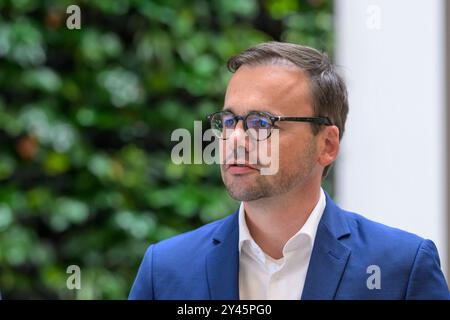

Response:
(206, 110), (333, 141)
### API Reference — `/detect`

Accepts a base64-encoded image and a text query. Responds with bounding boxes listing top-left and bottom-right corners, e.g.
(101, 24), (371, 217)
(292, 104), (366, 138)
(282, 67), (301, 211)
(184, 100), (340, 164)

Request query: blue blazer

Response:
(129, 192), (449, 299)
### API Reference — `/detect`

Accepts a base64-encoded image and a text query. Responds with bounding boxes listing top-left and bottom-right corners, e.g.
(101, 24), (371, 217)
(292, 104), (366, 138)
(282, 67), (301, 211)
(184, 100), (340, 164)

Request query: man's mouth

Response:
(225, 163), (259, 174)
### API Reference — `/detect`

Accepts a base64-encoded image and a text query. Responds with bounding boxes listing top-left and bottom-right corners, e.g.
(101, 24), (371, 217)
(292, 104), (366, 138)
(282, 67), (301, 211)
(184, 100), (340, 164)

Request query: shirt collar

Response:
(238, 187), (326, 255)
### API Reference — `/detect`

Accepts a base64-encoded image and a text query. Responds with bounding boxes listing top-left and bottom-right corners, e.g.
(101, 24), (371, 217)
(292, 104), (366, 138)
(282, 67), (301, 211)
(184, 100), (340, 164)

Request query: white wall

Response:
(334, 0), (448, 278)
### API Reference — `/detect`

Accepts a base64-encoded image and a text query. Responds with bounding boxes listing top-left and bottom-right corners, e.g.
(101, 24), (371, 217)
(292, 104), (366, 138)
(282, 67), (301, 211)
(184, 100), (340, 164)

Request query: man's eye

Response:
(223, 119), (234, 127)
(259, 119), (269, 127)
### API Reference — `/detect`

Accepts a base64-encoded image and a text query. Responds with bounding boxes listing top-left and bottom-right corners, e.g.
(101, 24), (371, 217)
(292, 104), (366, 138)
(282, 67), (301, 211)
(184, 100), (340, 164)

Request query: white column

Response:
(334, 0), (447, 278)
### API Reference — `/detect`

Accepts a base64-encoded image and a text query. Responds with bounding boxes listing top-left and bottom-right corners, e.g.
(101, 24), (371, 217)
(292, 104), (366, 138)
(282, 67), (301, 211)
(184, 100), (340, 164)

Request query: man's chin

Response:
(225, 185), (265, 202)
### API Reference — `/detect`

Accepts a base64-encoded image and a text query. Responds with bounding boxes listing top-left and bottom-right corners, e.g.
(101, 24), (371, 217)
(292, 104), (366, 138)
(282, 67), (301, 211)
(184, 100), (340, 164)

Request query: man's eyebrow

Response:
(222, 107), (277, 114)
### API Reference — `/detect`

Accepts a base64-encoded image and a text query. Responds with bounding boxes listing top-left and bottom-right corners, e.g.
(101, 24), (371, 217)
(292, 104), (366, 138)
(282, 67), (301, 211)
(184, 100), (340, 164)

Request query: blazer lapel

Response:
(301, 193), (352, 300)
(206, 211), (240, 300)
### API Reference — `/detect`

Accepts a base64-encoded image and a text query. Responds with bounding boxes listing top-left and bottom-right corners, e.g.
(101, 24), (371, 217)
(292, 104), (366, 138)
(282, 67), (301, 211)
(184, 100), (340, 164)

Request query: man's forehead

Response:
(222, 105), (282, 114)
(223, 65), (312, 115)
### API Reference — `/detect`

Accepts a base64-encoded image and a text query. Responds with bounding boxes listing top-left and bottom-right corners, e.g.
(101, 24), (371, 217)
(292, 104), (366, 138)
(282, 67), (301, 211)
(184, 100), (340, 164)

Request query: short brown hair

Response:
(227, 41), (349, 177)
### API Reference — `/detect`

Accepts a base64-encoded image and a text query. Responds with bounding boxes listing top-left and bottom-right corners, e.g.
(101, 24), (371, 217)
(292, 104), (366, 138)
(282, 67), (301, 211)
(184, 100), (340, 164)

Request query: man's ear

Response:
(318, 125), (340, 168)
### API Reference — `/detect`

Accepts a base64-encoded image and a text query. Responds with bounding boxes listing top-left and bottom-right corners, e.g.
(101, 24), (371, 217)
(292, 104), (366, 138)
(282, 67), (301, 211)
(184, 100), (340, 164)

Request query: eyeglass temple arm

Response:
(275, 116), (333, 126)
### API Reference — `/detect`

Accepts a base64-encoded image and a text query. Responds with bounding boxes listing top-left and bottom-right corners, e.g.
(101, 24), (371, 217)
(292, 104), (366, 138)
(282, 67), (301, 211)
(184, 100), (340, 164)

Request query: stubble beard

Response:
(221, 139), (317, 202)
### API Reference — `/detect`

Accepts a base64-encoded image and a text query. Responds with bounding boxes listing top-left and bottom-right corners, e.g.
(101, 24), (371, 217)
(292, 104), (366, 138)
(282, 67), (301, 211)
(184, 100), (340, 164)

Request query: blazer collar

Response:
(206, 210), (240, 299)
(301, 191), (352, 299)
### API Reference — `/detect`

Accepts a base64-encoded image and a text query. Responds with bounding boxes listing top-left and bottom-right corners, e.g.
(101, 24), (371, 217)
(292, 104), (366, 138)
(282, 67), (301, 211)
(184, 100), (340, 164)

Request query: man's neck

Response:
(243, 180), (322, 260)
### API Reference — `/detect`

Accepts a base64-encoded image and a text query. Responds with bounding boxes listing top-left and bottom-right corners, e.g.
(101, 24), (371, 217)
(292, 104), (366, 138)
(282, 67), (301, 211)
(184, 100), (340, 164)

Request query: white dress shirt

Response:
(238, 188), (326, 300)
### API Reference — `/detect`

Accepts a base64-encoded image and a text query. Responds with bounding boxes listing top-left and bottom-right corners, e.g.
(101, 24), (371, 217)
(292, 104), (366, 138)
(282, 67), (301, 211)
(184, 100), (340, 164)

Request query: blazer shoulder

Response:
(153, 212), (236, 255)
(330, 207), (448, 299)
(340, 209), (425, 252)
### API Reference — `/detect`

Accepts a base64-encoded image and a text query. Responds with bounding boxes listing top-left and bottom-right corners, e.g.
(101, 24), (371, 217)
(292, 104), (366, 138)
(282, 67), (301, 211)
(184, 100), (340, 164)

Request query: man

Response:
(129, 42), (449, 299)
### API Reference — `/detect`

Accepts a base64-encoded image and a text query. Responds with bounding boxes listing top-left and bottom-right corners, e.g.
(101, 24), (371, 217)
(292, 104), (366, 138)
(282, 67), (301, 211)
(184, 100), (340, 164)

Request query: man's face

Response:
(220, 64), (322, 202)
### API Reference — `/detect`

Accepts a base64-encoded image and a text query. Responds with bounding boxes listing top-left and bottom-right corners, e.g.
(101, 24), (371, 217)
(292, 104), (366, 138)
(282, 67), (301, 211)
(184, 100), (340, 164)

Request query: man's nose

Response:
(224, 120), (250, 151)
(228, 120), (247, 142)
